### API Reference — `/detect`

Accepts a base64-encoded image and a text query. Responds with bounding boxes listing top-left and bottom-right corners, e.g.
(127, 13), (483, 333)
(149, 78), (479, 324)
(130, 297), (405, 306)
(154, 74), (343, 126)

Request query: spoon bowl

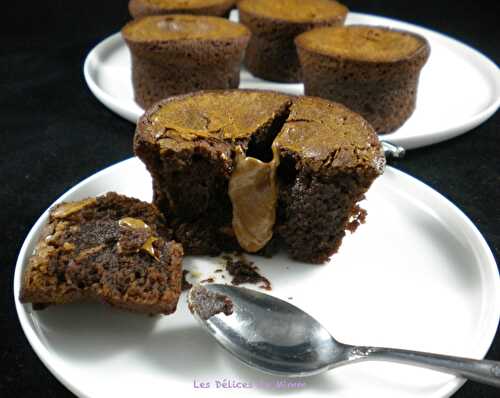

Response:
(190, 283), (348, 377)
(189, 284), (500, 387)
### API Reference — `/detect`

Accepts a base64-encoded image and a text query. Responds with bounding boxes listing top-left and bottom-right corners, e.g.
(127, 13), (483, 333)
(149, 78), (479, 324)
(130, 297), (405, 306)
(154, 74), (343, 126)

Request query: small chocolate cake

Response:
(122, 15), (250, 108)
(129, 0), (236, 19)
(135, 90), (384, 264)
(296, 25), (430, 133)
(19, 192), (183, 315)
(238, 0), (348, 83)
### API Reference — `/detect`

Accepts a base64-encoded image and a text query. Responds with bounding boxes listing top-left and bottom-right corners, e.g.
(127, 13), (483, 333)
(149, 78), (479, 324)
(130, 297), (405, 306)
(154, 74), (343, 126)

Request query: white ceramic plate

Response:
(84, 11), (500, 150)
(14, 158), (499, 398)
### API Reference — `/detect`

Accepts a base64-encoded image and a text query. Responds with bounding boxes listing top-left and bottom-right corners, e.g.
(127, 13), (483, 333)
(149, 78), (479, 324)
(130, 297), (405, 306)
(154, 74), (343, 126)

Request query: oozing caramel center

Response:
(228, 145), (280, 253)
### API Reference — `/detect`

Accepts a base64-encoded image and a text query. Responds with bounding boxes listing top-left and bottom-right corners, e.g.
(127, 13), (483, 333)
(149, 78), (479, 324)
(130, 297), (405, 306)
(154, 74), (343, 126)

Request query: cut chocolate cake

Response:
(134, 90), (385, 264)
(20, 192), (183, 314)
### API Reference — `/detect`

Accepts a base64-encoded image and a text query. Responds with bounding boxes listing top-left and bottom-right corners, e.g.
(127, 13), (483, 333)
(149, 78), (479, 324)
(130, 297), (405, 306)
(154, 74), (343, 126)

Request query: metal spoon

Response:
(188, 284), (500, 387)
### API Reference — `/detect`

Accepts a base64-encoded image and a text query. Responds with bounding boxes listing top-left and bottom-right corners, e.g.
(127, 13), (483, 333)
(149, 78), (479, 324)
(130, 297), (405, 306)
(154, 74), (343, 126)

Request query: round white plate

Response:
(84, 11), (500, 150)
(14, 158), (499, 398)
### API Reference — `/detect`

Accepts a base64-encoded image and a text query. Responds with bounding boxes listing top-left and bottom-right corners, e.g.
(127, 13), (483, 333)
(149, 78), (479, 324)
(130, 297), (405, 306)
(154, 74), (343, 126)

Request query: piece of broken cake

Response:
(20, 192), (183, 315)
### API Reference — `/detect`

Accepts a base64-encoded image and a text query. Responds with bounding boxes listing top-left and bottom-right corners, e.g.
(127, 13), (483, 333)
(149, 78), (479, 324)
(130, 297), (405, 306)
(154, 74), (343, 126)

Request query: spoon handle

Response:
(347, 346), (500, 387)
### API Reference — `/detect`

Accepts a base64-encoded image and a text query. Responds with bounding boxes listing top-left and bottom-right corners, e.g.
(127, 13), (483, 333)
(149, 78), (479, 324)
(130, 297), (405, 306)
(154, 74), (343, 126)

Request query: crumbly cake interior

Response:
(272, 97), (382, 262)
(20, 192), (183, 314)
(188, 284), (233, 320)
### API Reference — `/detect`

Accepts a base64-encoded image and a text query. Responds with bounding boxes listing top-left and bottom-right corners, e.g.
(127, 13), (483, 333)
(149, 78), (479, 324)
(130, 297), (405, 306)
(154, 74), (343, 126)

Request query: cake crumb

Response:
(188, 285), (233, 320)
(200, 277), (215, 284)
(346, 205), (367, 232)
(222, 253), (271, 290)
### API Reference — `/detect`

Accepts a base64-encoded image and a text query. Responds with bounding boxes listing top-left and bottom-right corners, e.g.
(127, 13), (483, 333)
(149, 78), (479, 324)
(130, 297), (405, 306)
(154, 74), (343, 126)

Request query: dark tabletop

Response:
(1, 0), (499, 396)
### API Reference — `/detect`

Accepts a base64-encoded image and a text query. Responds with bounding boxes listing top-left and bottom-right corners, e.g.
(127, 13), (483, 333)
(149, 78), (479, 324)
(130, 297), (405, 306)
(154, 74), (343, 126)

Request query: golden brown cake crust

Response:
(138, 90), (381, 166)
(122, 14), (249, 41)
(129, 0), (236, 19)
(238, 0), (347, 23)
(295, 25), (428, 62)
(137, 90), (291, 143)
(275, 96), (382, 168)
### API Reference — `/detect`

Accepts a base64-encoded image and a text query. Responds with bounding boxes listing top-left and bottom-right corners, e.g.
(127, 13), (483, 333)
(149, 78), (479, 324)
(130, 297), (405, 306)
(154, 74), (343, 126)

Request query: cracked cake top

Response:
(135, 89), (384, 171)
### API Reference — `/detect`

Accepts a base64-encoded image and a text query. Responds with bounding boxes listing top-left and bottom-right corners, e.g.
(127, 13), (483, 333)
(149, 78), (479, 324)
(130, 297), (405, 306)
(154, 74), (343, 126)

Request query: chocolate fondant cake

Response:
(129, 0), (236, 19)
(122, 15), (250, 108)
(20, 192), (183, 314)
(134, 90), (384, 263)
(238, 0), (348, 82)
(296, 25), (430, 133)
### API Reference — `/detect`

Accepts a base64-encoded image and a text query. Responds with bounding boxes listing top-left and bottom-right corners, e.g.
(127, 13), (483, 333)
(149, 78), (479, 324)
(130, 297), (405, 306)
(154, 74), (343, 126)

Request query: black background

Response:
(1, 1), (499, 396)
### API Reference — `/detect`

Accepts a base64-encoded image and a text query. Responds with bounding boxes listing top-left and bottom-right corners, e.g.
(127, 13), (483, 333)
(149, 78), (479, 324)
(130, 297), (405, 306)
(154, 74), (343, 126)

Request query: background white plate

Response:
(84, 12), (500, 150)
(14, 158), (499, 398)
